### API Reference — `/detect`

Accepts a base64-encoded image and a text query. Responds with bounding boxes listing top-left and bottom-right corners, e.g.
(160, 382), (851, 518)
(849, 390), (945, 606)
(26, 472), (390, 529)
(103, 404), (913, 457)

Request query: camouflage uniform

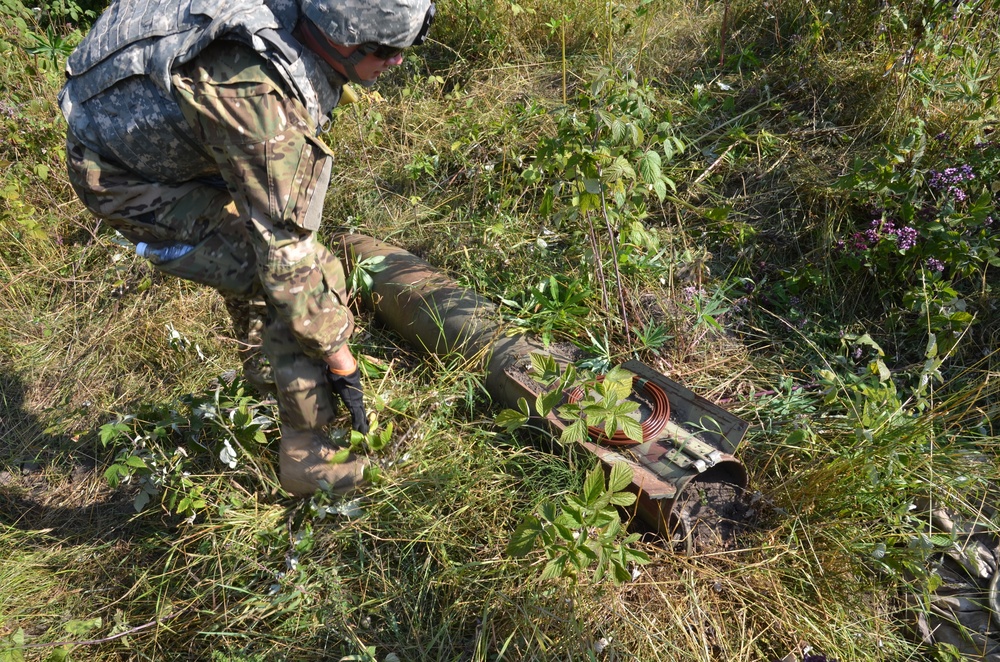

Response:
(63, 8), (354, 431)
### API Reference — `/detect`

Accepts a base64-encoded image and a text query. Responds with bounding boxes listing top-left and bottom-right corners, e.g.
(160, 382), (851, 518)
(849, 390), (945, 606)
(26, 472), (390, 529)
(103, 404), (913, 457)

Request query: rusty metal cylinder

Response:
(334, 233), (749, 546)
(334, 233), (563, 408)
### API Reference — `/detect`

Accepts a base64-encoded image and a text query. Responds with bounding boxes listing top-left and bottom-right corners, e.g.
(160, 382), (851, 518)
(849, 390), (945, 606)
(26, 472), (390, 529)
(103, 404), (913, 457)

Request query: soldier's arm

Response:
(171, 42), (355, 365)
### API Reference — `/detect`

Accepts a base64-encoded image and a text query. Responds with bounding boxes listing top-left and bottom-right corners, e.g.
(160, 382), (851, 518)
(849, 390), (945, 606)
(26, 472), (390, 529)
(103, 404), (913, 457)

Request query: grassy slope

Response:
(1, 0), (999, 660)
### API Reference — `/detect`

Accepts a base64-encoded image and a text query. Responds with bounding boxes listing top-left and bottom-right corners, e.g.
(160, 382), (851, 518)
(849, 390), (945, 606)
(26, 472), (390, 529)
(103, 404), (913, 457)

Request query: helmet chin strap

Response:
(298, 19), (376, 87)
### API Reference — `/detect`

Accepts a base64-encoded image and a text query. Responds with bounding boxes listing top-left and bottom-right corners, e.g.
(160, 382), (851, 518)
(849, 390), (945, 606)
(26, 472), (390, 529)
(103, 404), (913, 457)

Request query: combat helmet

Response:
(298, 0), (435, 85)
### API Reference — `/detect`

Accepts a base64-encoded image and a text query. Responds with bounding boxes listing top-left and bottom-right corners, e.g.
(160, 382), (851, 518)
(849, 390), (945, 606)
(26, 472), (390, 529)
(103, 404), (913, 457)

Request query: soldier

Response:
(59, 0), (435, 496)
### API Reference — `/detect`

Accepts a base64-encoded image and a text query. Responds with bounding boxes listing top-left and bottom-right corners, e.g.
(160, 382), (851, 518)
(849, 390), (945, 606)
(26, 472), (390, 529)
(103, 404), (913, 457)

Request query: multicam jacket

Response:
(61, 0), (357, 361)
(60, 0), (343, 186)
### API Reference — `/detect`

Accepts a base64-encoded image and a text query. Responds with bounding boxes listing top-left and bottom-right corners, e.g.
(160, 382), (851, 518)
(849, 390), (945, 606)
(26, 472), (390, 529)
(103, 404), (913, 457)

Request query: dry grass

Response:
(2, 0), (1000, 659)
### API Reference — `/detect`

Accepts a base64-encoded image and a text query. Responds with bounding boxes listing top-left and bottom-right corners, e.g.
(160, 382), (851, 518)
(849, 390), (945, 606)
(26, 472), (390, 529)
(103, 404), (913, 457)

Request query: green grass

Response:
(2, 0), (1000, 659)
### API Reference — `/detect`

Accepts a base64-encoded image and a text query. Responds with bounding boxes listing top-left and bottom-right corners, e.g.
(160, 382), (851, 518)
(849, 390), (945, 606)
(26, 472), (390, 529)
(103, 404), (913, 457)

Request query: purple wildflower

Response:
(891, 225), (918, 251)
(849, 232), (869, 251)
(949, 186), (967, 202)
(929, 165), (976, 190)
(926, 258), (945, 272)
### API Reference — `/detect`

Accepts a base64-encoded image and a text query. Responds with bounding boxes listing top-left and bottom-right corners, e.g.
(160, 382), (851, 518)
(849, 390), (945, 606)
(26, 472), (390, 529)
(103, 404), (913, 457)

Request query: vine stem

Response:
(596, 163), (631, 345)
(11, 611), (181, 651)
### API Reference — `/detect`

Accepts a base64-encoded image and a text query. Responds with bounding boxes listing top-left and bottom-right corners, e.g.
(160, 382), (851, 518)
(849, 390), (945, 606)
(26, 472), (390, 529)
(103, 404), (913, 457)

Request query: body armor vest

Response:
(60, 0), (342, 183)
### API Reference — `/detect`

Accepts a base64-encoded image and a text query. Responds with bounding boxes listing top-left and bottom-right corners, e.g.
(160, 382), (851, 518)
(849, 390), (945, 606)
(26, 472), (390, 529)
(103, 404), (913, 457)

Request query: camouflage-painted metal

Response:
(65, 41), (355, 432)
(336, 233), (750, 541)
(60, 0), (344, 183)
(300, 0), (432, 48)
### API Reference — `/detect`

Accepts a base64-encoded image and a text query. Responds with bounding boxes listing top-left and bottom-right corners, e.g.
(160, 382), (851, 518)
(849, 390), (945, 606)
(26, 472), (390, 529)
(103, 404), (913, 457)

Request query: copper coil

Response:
(566, 376), (670, 446)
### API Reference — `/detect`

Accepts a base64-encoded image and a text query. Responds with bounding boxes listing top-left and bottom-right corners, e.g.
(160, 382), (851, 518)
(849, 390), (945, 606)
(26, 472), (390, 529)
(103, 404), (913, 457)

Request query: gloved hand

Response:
(327, 366), (370, 434)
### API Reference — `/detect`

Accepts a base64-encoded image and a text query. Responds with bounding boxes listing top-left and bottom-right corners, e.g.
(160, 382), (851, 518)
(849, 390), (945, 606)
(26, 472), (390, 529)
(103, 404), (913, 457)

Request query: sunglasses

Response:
(357, 2), (435, 60)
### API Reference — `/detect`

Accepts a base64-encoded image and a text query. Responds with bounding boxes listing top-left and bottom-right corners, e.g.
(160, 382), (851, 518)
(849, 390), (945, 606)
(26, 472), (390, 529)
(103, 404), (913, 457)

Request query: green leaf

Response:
(64, 617), (102, 637)
(630, 123), (643, 146)
(593, 508), (620, 529)
(578, 543), (599, 562)
(529, 353), (560, 382)
(702, 206), (730, 221)
(611, 119), (627, 143)
(608, 558), (630, 584)
(871, 359), (891, 383)
(0, 629), (25, 662)
(785, 428), (808, 445)
(124, 455), (147, 470)
(625, 547), (651, 565)
(552, 520), (575, 543)
(99, 421), (129, 448)
(567, 547), (588, 572)
(607, 155), (636, 182)
(517, 397), (531, 416)
(233, 406), (250, 429)
(594, 552), (609, 583)
(43, 647), (69, 662)
(652, 178), (667, 202)
(507, 516), (542, 557)
(538, 501), (558, 523)
(608, 490), (636, 507)
(104, 464), (124, 488)
(560, 419), (589, 445)
(638, 150), (662, 185)
(539, 188), (554, 216)
(607, 462), (633, 493)
(496, 408), (529, 432)
(558, 506), (584, 529)
(618, 415), (643, 442)
(578, 191), (599, 213)
(535, 388), (562, 417)
(583, 465), (605, 506)
(327, 448), (351, 465)
(540, 555), (568, 581)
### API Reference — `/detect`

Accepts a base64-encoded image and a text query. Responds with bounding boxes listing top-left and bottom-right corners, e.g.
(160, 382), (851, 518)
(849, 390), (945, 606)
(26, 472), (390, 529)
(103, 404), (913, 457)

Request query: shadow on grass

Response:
(0, 367), (141, 544)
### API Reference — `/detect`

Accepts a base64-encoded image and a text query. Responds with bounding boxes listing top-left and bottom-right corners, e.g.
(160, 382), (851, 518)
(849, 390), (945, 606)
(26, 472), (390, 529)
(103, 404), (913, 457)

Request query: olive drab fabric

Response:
(61, 0), (356, 434)
(59, 0), (343, 183)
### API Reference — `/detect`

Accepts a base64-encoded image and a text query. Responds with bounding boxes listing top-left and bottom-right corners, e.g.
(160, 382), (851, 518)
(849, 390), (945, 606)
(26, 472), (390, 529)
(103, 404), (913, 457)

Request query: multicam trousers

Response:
(66, 131), (349, 431)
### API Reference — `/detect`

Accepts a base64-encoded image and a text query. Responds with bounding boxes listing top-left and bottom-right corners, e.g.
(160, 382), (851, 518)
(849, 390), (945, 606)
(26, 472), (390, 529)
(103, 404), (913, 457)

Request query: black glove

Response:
(327, 367), (370, 434)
